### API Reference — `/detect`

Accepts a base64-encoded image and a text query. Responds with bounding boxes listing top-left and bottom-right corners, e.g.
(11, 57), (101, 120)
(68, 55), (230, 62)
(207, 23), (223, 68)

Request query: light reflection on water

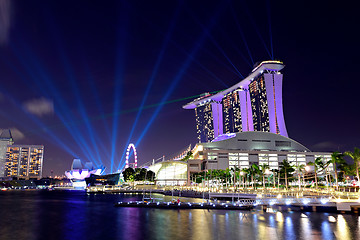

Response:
(0, 191), (359, 240)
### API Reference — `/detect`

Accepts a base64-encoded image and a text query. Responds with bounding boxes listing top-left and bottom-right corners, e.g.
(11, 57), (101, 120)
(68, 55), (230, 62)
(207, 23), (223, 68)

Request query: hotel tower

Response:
(183, 60), (288, 143)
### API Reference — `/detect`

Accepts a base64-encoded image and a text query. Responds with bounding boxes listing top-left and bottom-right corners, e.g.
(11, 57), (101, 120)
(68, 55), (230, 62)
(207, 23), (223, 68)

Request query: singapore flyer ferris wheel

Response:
(125, 143), (137, 168)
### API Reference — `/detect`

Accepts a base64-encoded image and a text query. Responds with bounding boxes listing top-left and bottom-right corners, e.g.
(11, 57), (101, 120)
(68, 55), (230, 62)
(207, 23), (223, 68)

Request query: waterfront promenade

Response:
(86, 185), (360, 214)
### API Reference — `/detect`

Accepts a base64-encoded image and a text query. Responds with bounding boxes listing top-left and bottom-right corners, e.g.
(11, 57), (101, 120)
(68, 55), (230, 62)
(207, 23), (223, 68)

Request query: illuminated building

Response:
(0, 129), (14, 178)
(65, 159), (104, 189)
(190, 131), (333, 172)
(184, 60), (288, 143)
(144, 132), (332, 186)
(145, 61), (332, 185)
(4, 145), (44, 180)
(222, 90), (242, 134)
(148, 161), (188, 186)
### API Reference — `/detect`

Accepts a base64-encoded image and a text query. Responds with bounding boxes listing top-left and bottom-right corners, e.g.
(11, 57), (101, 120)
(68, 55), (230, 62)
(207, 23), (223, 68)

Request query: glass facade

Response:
(222, 90), (242, 134)
(156, 162), (187, 186)
(259, 153), (278, 169)
(202, 148), (331, 172)
(195, 103), (215, 143)
(287, 154), (306, 166)
(227, 153), (249, 169)
(249, 75), (270, 132)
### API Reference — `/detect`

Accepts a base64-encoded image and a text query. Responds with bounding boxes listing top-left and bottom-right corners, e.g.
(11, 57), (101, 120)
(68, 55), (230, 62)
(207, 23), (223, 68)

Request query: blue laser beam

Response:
(38, 5), (104, 166)
(131, 6), (229, 88)
(110, 1), (130, 172)
(54, 47), (104, 166)
(131, 2), (230, 166)
(10, 37), (102, 167)
(116, 4), (181, 171)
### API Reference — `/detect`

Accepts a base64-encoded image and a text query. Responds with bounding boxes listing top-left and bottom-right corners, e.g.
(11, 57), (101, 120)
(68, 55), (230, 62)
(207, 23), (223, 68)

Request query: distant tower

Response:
(0, 129), (14, 178)
(183, 60), (288, 143)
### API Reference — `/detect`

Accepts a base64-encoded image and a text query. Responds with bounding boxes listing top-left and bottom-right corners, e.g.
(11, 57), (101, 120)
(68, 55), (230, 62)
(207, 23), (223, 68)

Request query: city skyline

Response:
(0, 0), (358, 175)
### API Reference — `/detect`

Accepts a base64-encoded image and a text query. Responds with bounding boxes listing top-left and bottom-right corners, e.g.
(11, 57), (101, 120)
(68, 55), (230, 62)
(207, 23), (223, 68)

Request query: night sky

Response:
(0, 0), (358, 176)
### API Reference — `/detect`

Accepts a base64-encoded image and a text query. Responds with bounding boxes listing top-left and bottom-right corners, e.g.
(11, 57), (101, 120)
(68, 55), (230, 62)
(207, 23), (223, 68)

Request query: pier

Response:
(114, 200), (254, 210)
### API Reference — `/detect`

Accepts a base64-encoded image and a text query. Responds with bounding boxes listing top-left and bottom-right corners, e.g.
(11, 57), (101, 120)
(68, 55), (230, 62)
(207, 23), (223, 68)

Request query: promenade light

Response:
(305, 166), (310, 172)
(328, 216), (336, 223)
(320, 198), (329, 204)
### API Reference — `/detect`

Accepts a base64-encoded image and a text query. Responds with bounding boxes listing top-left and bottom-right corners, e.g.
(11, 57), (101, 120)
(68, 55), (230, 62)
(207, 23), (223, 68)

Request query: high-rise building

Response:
(183, 60), (288, 142)
(0, 129), (14, 177)
(195, 103), (214, 143)
(222, 90), (242, 134)
(5, 145), (44, 180)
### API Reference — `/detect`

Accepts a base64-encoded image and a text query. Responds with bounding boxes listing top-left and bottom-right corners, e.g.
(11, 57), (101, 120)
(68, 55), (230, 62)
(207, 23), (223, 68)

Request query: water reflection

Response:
(1, 191), (360, 240)
(300, 213), (313, 239)
(284, 216), (294, 239)
(321, 221), (334, 240)
(336, 215), (350, 240)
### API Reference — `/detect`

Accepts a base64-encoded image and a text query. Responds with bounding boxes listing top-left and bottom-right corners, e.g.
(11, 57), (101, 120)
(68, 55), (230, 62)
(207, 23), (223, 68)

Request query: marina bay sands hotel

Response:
(183, 60), (288, 142)
(149, 60), (332, 186)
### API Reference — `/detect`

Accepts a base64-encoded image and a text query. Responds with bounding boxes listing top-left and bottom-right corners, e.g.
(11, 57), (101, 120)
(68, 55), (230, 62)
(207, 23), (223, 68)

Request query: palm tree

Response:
(231, 166), (240, 191)
(308, 157), (324, 190)
(225, 168), (231, 189)
(280, 159), (294, 189)
(273, 169), (279, 189)
(327, 152), (345, 190)
(345, 147), (360, 181)
(259, 164), (270, 189)
(295, 164), (305, 190)
(242, 168), (250, 189)
(249, 164), (260, 189)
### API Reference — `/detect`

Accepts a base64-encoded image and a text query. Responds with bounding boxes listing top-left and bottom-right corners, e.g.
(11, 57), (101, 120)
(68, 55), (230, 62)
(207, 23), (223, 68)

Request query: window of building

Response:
(275, 141), (291, 147)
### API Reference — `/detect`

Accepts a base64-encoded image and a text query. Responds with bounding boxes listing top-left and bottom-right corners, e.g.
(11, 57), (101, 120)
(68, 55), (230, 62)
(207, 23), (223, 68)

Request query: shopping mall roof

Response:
(200, 131), (310, 152)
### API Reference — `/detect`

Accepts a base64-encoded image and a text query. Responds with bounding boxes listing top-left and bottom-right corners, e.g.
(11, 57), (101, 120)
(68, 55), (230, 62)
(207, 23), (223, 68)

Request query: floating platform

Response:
(114, 201), (254, 210)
